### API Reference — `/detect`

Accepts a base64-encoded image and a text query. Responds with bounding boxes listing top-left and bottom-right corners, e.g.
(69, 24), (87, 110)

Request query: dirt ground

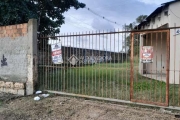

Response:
(0, 92), (180, 120)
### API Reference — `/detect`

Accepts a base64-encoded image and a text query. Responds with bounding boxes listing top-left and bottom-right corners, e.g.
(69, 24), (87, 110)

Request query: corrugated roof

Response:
(135, 0), (180, 29)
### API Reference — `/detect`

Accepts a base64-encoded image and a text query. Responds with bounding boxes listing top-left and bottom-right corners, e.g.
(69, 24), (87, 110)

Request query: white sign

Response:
(176, 28), (180, 35)
(68, 55), (79, 65)
(51, 42), (63, 64)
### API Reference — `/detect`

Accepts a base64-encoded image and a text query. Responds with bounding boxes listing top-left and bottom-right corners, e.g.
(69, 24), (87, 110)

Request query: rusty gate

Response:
(130, 29), (170, 106)
(38, 27), (180, 108)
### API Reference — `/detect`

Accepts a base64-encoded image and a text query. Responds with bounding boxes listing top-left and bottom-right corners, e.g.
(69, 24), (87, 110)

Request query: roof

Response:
(135, 0), (180, 29)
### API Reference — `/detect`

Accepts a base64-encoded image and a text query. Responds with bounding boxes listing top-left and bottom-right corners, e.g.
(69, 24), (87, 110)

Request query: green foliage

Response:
(0, 0), (85, 35)
(136, 15), (147, 24)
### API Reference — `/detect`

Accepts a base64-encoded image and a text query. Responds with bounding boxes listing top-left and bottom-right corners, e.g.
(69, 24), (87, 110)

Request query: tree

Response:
(123, 15), (147, 56)
(0, 0), (85, 35)
(136, 15), (147, 24)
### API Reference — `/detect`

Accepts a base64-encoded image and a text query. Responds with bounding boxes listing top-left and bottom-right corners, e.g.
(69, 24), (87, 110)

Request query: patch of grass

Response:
(38, 62), (180, 106)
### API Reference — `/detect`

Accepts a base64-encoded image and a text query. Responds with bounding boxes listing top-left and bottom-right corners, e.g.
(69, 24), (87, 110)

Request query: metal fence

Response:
(38, 27), (180, 108)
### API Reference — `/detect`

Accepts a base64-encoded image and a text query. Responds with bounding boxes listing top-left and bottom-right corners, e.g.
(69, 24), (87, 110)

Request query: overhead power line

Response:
(85, 7), (121, 26)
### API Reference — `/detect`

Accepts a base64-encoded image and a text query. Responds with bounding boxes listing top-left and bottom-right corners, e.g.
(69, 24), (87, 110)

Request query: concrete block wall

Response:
(0, 19), (37, 95)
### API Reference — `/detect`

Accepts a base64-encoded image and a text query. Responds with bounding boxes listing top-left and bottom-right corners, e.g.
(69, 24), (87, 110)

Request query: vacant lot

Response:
(0, 92), (179, 120)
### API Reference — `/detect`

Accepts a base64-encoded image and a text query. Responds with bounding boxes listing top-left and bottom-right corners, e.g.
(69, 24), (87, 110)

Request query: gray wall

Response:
(0, 19), (37, 95)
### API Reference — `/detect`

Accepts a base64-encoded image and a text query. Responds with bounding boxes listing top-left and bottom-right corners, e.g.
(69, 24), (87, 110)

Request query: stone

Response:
(0, 81), (5, 87)
(0, 87), (4, 92)
(14, 83), (24, 89)
(8, 89), (18, 94)
(5, 82), (14, 88)
(18, 89), (25, 96)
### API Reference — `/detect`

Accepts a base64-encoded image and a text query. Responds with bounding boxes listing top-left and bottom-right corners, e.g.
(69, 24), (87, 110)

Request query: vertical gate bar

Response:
(145, 33), (148, 99)
(106, 33), (108, 98)
(56, 36), (59, 91)
(82, 32), (84, 94)
(95, 31), (97, 96)
(78, 32), (81, 94)
(135, 33), (139, 100)
(117, 30), (120, 99)
(166, 29), (170, 106)
(70, 32), (72, 92)
(121, 32), (124, 100)
(110, 33), (112, 98)
(150, 32), (153, 101)
(72, 32), (74, 93)
(125, 31), (128, 100)
(101, 31), (104, 97)
(130, 33), (134, 100)
(160, 32), (162, 102)
(77, 32), (79, 94)
(98, 31), (101, 97)
(75, 33), (78, 94)
(173, 24), (176, 106)
(42, 35), (44, 89)
(155, 32), (158, 102)
(114, 31), (116, 98)
(59, 36), (62, 91)
(67, 33), (69, 92)
(88, 31), (91, 96)
(63, 33), (66, 92)
(84, 32), (87, 95)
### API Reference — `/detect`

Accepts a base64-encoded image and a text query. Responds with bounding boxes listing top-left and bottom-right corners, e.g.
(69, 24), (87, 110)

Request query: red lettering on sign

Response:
(52, 50), (62, 56)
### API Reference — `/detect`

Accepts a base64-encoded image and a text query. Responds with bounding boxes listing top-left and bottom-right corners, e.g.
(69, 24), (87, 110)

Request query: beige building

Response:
(136, 0), (180, 84)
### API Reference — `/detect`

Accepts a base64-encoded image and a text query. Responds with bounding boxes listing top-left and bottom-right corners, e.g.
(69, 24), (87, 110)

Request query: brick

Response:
(14, 83), (24, 89)
(17, 28), (22, 34)
(13, 29), (17, 33)
(9, 26), (12, 29)
(5, 82), (14, 88)
(17, 89), (25, 96)
(0, 81), (5, 87)
(0, 30), (4, 34)
(23, 24), (27, 29)
(22, 28), (27, 34)
(12, 25), (17, 29)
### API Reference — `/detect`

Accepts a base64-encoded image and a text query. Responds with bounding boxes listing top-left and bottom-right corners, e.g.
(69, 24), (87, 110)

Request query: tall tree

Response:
(136, 15), (147, 24)
(123, 15), (147, 55)
(0, 0), (85, 35)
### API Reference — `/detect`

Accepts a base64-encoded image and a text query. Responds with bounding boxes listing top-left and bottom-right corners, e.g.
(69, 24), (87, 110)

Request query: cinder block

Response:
(14, 83), (24, 89)
(17, 89), (25, 96)
(5, 82), (14, 88)
(0, 81), (5, 87)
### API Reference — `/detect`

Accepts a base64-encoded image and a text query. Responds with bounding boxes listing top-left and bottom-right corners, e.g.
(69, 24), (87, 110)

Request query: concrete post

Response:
(26, 19), (38, 95)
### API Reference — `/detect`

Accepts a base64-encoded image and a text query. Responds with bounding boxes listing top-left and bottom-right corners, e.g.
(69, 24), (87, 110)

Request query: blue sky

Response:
(60, 0), (171, 33)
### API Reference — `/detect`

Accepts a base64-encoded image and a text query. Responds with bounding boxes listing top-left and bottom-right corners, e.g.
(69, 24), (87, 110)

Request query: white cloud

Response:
(136, 0), (171, 5)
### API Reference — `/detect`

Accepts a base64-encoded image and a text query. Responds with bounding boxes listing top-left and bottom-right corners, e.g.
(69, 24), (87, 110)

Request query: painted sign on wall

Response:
(176, 28), (180, 35)
(51, 42), (63, 64)
(140, 46), (153, 63)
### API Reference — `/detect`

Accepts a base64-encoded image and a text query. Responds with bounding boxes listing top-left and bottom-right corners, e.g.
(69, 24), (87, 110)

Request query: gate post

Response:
(166, 30), (170, 106)
(130, 33), (134, 100)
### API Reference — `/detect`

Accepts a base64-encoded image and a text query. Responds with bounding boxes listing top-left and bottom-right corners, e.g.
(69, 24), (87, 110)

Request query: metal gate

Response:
(38, 27), (180, 108)
(130, 30), (170, 106)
